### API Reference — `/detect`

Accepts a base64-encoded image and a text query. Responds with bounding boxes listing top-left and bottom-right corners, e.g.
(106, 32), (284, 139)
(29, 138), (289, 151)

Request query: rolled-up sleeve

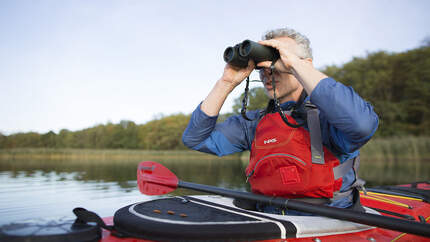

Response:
(182, 103), (254, 156)
(182, 103), (218, 149)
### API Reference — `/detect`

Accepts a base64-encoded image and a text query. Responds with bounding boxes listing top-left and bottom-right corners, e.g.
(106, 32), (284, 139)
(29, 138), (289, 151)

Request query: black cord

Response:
(241, 76), (253, 121)
(270, 61), (305, 128)
(240, 61), (306, 128)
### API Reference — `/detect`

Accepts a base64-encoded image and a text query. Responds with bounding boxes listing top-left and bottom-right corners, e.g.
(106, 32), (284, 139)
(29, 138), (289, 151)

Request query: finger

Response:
(225, 63), (242, 71)
(256, 60), (272, 68)
(246, 60), (256, 71)
(258, 39), (281, 49)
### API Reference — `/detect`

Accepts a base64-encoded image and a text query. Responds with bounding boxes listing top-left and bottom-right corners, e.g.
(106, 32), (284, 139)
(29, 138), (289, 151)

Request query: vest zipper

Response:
(246, 153), (306, 182)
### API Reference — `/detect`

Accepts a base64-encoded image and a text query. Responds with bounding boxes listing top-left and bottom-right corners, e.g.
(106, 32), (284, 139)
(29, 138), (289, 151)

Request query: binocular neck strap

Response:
(240, 76), (253, 121)
(271, 61), (305, 128)
(240, 61), (306, 128)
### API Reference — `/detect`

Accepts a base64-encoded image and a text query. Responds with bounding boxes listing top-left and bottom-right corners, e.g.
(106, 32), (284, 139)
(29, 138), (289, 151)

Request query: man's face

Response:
(259, 67), (301, 103)
(258, 37), (303, 103)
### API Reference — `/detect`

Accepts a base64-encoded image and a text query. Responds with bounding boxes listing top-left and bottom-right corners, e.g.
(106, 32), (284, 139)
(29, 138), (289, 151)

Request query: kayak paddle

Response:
(137, 161), (430, 238)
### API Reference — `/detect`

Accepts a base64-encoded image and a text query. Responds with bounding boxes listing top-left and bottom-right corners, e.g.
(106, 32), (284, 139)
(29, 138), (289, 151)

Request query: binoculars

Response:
(223, 40), (279, 68)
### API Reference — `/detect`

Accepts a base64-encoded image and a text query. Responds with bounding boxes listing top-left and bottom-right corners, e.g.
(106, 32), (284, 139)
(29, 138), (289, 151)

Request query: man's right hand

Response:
(200, 60), (255, 117)
(219, 60), (255, 91)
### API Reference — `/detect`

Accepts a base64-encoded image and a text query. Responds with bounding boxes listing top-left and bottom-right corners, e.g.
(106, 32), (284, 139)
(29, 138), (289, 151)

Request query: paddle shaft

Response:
(178, 180), (430, 238)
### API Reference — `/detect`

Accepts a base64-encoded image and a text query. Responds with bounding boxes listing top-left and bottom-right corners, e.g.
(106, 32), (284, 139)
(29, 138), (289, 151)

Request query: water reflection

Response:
(0, 157), (428, 226)
(359, 158), (430, 186)
(0, 158), (249, 225)
(0, 158), (248, 190)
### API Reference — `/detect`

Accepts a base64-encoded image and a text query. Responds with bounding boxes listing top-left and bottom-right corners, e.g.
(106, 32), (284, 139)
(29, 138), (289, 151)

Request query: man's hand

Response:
(201, 60), (255, 117)
(256, 38), (305, 71)
(256, 37), (327, 95)
(220, 60), (255, 90)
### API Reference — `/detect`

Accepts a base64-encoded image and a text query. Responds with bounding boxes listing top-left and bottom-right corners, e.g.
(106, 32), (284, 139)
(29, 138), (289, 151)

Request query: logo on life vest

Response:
(263, 138), (277, 144)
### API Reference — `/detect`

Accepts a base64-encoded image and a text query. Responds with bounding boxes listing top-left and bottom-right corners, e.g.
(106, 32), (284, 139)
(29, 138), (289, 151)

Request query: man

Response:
(182, 27), (379, 213)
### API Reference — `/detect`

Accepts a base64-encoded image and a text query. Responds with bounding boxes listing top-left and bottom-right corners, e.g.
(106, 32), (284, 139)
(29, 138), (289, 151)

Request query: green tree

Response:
(5, 132), (42, 148)
(138, 113), (190, 150)
(41, 131), (57, 148)
(322, 46), (430, 136)
(0, 133), (5, 148)
(107, 120), (139, 149)
(232, 87), (269, 114)
(57, 129), (74, 148)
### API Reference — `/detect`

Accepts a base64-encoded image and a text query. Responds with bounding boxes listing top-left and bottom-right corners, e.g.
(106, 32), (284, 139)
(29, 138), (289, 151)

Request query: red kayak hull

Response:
(99, 183), (430, 242)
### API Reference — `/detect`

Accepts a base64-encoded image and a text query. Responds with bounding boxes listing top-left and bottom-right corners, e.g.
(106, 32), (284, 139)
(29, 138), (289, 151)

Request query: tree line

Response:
(0, 115), (190, 150)
(1, 44), (429, 149)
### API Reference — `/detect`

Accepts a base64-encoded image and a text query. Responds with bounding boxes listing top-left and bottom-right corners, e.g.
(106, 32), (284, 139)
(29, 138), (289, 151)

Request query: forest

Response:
(1, 44), (429, 150)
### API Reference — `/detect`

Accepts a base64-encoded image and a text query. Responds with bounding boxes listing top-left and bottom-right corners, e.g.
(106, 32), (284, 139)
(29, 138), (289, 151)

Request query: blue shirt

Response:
(182, 77), (379, 208)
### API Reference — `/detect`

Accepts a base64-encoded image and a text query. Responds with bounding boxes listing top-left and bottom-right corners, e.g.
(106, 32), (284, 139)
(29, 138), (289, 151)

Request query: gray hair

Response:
(262, 27), (313, 59)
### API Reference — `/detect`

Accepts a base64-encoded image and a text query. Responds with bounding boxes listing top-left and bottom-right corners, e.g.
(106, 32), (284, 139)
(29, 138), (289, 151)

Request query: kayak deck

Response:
(100, 183), (430, 241)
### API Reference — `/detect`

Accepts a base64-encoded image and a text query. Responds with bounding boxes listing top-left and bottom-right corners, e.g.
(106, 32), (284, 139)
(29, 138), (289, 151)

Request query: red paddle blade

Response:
(137, 161), (179, 195)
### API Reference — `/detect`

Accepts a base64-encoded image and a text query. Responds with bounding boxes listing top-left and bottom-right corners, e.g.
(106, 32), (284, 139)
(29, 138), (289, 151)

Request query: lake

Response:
(0, 155), (429, 226)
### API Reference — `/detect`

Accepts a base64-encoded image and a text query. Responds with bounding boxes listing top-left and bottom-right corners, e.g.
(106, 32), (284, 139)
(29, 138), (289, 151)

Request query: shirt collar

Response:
(280, 101), (296, 110)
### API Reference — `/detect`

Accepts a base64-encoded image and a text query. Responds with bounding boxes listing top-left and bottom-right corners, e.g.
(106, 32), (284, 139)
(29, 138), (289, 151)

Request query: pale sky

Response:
(1, 0), (429, 135)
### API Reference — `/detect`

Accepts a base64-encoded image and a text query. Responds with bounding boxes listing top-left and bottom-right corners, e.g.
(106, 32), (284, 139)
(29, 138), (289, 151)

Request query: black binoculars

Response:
(223, 40), (279, 68)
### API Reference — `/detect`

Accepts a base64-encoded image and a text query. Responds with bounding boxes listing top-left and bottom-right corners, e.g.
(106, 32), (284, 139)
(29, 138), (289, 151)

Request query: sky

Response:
(0, 0), (429, 135)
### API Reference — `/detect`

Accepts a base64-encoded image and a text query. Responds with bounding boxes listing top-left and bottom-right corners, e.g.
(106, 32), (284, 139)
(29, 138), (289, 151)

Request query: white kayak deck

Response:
(193, 195), (377, 238)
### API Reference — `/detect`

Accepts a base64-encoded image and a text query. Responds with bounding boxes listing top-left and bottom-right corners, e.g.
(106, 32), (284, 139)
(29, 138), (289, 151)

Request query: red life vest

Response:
(245, 112), (343, 199)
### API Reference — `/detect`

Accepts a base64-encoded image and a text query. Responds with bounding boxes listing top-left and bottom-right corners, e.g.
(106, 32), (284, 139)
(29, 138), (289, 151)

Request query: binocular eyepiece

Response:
(223, 40), (279, 68)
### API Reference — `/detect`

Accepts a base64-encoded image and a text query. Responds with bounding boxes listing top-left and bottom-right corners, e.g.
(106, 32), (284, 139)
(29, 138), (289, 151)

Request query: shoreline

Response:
(0, 148), (240, 161)
(1, 136), (429, 163)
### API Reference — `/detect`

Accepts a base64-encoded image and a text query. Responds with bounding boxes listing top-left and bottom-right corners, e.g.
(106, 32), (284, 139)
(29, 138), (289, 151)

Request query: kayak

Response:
(1, 182), (429, 241)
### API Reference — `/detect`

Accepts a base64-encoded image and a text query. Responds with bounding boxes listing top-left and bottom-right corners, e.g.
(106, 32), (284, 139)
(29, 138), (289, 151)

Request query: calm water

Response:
(0, 157), (428, 226)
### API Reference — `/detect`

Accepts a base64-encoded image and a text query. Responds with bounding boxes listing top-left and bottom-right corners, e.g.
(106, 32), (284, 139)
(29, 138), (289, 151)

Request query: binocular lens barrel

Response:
(239, 40), (279, 63)
(223, 39), (279, 68)
(238, 40), (253, 57)
(223, 46), (235, 62)
(223, 44), (249, 68)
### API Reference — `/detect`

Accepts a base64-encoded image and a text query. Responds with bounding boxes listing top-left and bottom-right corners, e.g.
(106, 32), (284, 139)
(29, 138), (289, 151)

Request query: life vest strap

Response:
(332, 156), (365, 201)
(305, 101), (363, 189)
(306, 105), (324, 164)
(301, 103), (365, 201)
(333, 157), (355, 180)
(333, 189), (354, 201)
